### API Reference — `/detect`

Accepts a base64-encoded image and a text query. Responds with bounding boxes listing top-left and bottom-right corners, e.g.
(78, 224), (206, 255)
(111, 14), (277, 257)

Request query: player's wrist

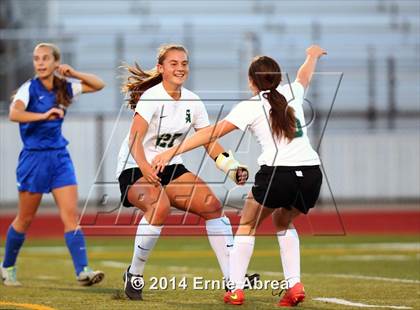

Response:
(305, 54), (318, 62)
(42, 111), (51, 120)
(214, 152), (229, 162)
(215, 150), (249, 183)
(69, 70), (82, 79)
(138, 162), (151, 172)
(169, 148), (178, 159)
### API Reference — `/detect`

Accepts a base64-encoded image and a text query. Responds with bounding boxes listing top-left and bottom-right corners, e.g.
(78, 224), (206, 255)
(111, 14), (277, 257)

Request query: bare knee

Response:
(60, 211), (78, 232)
(273, 216), (289, 231)
(197, 195), (223, 220)
(13, 214), (35, 232)
(272, 208), (299, 231)
(128, 187), (170, 225)
(236, 224), (256, 236)
(274, 221), (291, 232)
(146, 202), (170, 226)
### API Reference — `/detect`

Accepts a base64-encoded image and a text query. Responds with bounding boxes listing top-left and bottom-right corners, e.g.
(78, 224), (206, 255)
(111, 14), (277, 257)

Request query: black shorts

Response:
(118, 164), (190, 207)
(251, 165), (322, 214)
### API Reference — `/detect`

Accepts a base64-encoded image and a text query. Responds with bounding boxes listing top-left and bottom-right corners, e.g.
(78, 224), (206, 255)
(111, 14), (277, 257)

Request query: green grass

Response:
(1, 235), (419, 309)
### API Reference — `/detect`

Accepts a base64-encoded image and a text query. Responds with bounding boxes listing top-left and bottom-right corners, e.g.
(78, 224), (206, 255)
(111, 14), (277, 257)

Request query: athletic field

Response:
(1, 235), (419, 310)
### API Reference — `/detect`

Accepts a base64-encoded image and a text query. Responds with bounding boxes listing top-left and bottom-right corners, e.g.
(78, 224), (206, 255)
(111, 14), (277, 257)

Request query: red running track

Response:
(1, 210), (419, 237)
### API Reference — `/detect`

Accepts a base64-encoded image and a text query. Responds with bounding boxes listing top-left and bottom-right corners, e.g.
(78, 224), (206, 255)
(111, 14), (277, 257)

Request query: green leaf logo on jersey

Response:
(185, 109), (191, 123)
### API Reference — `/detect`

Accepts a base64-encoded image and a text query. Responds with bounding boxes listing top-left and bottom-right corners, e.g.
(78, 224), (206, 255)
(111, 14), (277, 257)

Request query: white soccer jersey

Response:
(225, 82), (320, 167)
(116, 82), (210, 178)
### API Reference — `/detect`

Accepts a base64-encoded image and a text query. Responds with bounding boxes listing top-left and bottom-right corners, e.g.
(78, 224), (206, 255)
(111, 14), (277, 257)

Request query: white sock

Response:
(205, 216), (234, 280)
(129, 216), (162, 275)
(229, 235), (255, 290)
(277, 229), (300, 288)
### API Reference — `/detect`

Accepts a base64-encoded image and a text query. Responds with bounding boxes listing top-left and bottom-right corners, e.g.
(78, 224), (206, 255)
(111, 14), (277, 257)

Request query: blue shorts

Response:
(16, 148), (77, 193)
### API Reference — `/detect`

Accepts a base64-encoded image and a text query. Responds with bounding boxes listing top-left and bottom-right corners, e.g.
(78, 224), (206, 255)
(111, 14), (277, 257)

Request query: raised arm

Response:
(57, 64), (105, 93)
(295, 45), (327, 89)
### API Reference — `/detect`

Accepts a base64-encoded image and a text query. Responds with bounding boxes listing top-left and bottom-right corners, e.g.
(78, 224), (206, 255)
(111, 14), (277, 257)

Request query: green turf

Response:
(1, 235), (419, 309)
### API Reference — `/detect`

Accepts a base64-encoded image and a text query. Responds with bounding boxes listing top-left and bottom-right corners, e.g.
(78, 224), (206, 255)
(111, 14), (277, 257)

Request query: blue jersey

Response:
(13, 77), (82, 150)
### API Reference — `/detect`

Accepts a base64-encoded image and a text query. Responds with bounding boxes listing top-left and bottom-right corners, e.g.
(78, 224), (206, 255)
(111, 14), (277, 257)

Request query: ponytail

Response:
(263, 90), (296, 141)
(121, 63), (162, 109)
(53, 75), (72, 107)
(121, 44), (188, 110)
(249, 55), (297, 141)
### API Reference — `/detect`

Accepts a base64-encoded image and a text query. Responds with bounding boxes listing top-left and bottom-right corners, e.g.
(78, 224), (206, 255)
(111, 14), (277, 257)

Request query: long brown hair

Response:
(121, 44), (188, 109)
(34, 43), (72, 107)
(248, 56), (296, 141)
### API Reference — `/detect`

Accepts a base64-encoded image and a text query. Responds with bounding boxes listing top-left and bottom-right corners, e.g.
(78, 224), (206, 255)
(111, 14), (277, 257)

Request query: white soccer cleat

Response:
(1, 264), (22, 286)
(77, 266), (105, 286)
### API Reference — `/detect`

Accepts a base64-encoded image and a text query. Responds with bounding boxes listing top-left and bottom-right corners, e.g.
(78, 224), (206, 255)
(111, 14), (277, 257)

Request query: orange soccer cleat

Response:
(277, 282), (305, 307)
(224, 289), (245, 305)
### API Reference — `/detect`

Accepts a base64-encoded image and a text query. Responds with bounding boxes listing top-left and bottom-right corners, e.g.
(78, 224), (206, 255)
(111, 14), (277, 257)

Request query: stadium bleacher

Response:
(0, 0), (418, 204)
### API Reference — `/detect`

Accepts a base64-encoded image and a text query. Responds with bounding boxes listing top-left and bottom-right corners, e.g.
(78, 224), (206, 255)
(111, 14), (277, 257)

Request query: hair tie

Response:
(261, 89), (270, 99)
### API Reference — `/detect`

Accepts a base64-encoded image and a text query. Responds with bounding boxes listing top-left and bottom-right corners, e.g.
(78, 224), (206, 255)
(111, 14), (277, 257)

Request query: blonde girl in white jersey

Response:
(153, 45), (327, 307)
(117, 44), (251, 300)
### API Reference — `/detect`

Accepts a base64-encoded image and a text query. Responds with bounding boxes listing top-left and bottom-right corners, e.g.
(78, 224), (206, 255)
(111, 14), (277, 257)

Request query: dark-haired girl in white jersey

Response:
(153, 45), (327, 307)
(117, 44), (252, 300)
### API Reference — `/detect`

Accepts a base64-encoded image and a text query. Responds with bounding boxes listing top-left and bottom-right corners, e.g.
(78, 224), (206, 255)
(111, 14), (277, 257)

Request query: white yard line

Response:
(100, 260), (127, 268)
(99, 261), (215, 274)
(98, 261), (420, 285)
(320, 255), (414, 262)
(325, 273), (420, 284)
(2, 242), (417, 254)
(314, 297), (412, 309)
(1, 246), (120, 254)
(263, 271), (283, 277)
(263, 272), (419, 284)
(306, 243), (420, 251)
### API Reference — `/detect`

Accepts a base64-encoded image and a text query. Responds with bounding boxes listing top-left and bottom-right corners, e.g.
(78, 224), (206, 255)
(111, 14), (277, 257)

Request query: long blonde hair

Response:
(122, 44), (188, 109)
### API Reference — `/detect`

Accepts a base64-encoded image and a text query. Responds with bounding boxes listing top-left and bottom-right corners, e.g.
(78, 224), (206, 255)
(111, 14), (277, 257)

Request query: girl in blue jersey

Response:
(1, 43), (105, 286)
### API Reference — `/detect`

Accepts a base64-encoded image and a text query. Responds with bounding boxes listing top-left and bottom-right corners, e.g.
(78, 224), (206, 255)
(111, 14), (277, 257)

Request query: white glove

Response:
(215, 150), (249, 184)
